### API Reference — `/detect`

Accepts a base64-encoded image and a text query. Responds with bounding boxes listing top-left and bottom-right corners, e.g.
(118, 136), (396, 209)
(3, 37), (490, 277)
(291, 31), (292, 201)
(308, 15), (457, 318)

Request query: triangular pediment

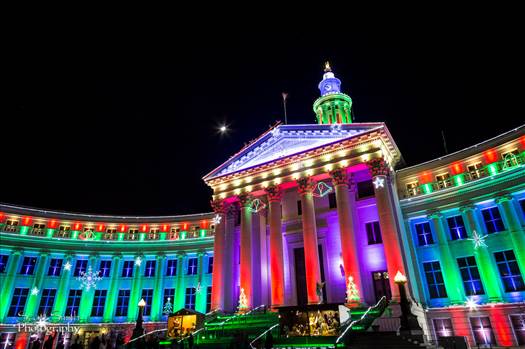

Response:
(204, 123), (385, 180)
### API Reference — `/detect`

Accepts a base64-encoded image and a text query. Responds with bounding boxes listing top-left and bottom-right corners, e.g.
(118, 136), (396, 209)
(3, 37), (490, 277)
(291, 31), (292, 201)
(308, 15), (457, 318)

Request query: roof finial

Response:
(324, 61), (332, 72)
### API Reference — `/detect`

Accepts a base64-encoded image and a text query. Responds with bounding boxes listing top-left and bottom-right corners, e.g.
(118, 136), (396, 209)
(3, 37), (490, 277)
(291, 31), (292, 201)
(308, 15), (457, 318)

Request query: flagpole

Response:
(282, 92), (288, 124)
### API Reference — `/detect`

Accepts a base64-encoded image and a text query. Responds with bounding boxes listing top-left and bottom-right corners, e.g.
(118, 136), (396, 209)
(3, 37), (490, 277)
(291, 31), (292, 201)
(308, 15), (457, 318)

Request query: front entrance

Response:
(294, 245), (327, 306)
(372, 270), (391, 302)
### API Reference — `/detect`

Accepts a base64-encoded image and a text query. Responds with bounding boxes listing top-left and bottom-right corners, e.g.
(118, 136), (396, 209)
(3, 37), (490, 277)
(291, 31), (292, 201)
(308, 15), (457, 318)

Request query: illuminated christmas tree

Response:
(238, 288), (248, 313)
(346, 276), (360, 304)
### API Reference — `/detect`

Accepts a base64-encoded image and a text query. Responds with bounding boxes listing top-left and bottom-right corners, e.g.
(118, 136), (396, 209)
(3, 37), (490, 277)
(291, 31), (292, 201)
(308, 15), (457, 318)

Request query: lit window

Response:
(91, 290), (107, 317)
(0, 333), (16, 349)
(47, 258), (63, 276)
(104, 228), (116, 240)
(470, 316), (496, 346)
(415, 222), (434, 246)
(31, 223), (46, 236)
(184, 288), (196, 310)
(4, 219), (19, 232)
(73, 260), (88, 277)
(141, 289), (153, 316)
(494, 250), (525, 292)
(187, 258), (198, 275)
(19, 257), (37, 275)
(435, 173), (451, 189)
(8, 288), (29, 316)
(144, 260), (156, 277)
(166, 259), (177, 277)
(58, 225), (71, 238)
(122, 261), (134, 278)
(366, 221), (382, 245)
(481, 207), (505, 233)
(38, 289), (57, 316)
(467, 162), (484, 180)
(447, 215), (468, 240)
(99, 260), (112, 277)
(65, 289), (82, 317)
(115, 290), (130, 316)
(501, 149), (520, 169)
(457, 257), (485, 296)
(510, 314), (525, 346)
(423, 261), (447, 299)
(406, 181), (419, 196)
(148, 229), (159, 240)
(432, 318), (454, 337)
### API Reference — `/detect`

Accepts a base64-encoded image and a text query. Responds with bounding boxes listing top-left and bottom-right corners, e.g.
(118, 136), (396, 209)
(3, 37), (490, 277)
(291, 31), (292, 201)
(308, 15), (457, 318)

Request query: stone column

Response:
(223, 204), (237, 312)
(78, 254), (98, 322)
(496, 194), (525, 274)
(210, 199), (226, 311)
(150, 253), (166, 321)
(330, 168), (363, 303)
(460, 204), (503, 301)
(128, 255), (145, 322)
(103, 253), (122, 322)
(427, 212), (465, 304)
(238, 193), (254, 309)
(196, 251), (206, 312)
(25, 251), (50, 318)
(0, 248), (23, 322)
(297, 177), (322, 304)
(51, 254), (74, 321)
(367, 158), (406, 300)
(266, 185), (285, 308)
(175, 253), (185, 310)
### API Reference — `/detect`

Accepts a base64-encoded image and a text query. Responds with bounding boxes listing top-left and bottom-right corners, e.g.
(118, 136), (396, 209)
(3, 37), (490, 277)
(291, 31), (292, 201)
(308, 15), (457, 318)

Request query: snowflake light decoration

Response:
(135, 256), (142, 266)
(35, 315), (49, 332)
(373, 176), (385, 189)
(468, 231), (487, 249)
(312, 181), (333, 198)
(76, 266), (102, 291)
(64, 261), (72, 271)
(465, 297), (478, 311)
(31, 287), (39, 296)
(250, 198), (267, 213)
(212, 214), (222, 225)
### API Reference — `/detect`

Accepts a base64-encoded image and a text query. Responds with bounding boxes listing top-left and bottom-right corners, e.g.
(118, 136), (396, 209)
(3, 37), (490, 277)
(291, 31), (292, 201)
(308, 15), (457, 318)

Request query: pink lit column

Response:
(330, 168), (363, 303)
(210, 199), (226, 311)
(368, 158), (406, 300)
(239, 193), (254, 309)
(265, 185), (285, 308)
(297, 177), (322, 304)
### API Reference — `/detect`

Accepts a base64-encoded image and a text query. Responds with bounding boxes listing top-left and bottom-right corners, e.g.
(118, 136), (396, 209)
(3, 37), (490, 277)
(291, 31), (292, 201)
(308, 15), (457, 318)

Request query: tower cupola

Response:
(313, 62), (353, 124)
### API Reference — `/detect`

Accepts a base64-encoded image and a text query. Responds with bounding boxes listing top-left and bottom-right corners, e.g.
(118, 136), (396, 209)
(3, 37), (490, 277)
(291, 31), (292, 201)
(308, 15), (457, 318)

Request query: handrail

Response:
(334, 296), (387, 346)
(249, 324), (279, 349)
(125, 328), (167, 345)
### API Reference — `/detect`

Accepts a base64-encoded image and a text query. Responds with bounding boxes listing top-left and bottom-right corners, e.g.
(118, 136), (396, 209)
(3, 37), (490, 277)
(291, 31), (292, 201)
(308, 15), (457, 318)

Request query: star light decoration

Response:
(135, 256), (142, 266)
(31, 287), (40, 296)
(64, 261), (72, 271)
(468, 231), (487, 249)
(312, 181), (334, 198)
(465, 297), (478, 311)
(373, 176), (385, 189)
(212, 214), (222, 225)
(76, 266), (102, 291)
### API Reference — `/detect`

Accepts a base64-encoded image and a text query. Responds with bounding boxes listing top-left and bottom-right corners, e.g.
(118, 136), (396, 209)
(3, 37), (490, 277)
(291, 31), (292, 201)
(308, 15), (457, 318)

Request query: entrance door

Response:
(294, 245), (327, 306)
(372, 270), (391, 302)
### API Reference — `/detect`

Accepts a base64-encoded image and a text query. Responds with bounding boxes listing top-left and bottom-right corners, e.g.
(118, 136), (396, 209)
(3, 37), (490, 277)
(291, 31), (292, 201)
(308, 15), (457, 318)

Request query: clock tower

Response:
(313, 62), (353, 124)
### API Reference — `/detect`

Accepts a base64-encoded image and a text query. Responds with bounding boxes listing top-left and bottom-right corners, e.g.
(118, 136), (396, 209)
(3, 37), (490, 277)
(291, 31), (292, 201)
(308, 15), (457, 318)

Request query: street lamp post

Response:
(131, 299), (146, 341)
(394, 271), (423, 339)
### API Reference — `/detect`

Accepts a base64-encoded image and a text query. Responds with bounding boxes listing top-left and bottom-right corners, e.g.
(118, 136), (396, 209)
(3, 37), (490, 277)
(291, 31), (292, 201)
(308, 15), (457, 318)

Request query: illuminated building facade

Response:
(1, 63), (524, 347)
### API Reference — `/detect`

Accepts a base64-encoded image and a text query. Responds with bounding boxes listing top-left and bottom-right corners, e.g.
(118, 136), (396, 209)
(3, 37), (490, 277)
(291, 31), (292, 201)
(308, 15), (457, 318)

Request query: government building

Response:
(1, 64), (524, 348)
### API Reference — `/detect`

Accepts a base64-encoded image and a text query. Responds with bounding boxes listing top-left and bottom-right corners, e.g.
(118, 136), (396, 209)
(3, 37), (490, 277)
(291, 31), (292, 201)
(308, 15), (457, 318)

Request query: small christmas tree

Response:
(238, 288), (248, 313)
(163, 297), (173, 315)
(346, 276), (360, 304)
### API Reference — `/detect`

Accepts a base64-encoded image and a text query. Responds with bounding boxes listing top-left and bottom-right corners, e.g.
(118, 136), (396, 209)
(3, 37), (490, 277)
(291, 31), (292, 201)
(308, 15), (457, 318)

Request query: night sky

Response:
(3, 19), (523, 216)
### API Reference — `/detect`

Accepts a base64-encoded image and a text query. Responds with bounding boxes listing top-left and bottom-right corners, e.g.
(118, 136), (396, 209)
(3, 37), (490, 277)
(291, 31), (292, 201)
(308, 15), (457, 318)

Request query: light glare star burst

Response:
(31, 287), (39, 296)
(212, 214), (222, 225)
(373, 176), (385, 189)
(76, 266), (102, 291)
(64, 261), (72, 271)
(465, 297), (478, 311)
(468, 231), (488, 249)
(35, 315), (49, 332)
(135, 257), (142, 266)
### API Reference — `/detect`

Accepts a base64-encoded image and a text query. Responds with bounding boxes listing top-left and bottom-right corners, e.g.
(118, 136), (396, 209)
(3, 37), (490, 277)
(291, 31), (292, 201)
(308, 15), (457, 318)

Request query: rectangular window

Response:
(447, 215), (468, 240)
(19, 257), (37, 275)
(127, 229), (139, 240)
(187, 258), (198, 275)
(58, 225), (71, 238)
(494, 250), (525, 292)
(37, 289), (57, 316)
(47, 258), (63, 276)
(8, 288), (29, 317)
(297, 200), (302, 216)
(502, 149), (520, 168)
(31, 223), (46, 236)
(415, 222), (434, 246)
(520, 199), (525, 216)
(4, 219), (19, 232)
(91, 290), (107, 317)
(122, 261), (134, 278)
(328, 192), (337, 209)
(510, 314), (525, 346)
(166, 259), (177, 276)
(207, 257), (213, 274)
(169, 229), (179, 240)
(356, 180), (375, 199)
(470, 316), (496, 346)
(423, 261), (447, 298)
(0, 333), (16, 349)
(481, 207), (505, 233)
(206, 286), (212, 313)
(0, 255), (9, 273)
(99, 260), (112, 277)
(65, 289), (82, 317)
(435, 173), (451, 189)
(365, 221), (382, 245)
(432, 318), (454, 337)
(141, 289), (153, 316)
(115, 290), (130, 316)
(467, 162), (484, 180)
(144, 260), (156, 277)
(406, 181), (419, 196)
(74, 260), (88, 277)
(148, 229), (159, 240)
(184, 288), (196, 310)
(104, 229), (116, 240)
(163, 288), (175, 314)
(457, 257), (485, 296)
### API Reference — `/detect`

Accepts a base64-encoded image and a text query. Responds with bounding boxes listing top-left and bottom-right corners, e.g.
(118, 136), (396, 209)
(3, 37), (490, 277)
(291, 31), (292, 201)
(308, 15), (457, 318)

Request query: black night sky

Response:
(3, 17), (523, 216)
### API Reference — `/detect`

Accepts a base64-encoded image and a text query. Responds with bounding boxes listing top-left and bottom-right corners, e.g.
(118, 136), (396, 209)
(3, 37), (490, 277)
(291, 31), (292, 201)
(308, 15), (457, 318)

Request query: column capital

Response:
(366, 158), (390, 177)
(89, 253), (99, 260)
(495, 193), (513, 204)
(329, 168), (349, 186)
(175, 251), (186, 258)
(426, 210), (443, 220)
(265, 185), (283, 202)
(459, 202), (476, 213)
(197, 250), (207, 257)
(39, 250), (51, 257)
(12, 248), (24, 256)
(156, 253), (166, 260)
(210, 199), (227, 214)
(238, 193), (254, 207)
(297, 177), (316, 195)
(111, 253), (123, 260)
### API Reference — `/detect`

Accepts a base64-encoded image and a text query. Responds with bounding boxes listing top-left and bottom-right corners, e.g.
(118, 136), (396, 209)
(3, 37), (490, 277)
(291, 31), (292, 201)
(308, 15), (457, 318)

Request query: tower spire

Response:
(313, 63), (353, 124)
